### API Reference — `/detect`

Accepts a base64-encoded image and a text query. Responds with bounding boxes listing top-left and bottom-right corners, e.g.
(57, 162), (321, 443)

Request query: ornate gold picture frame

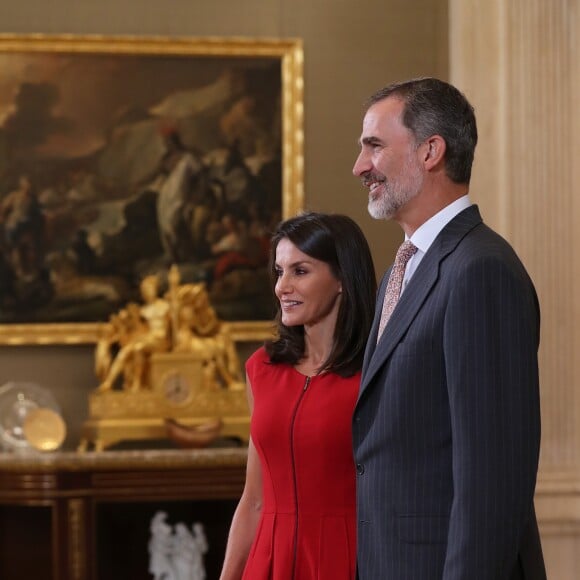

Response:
(0, 34), (303, 344)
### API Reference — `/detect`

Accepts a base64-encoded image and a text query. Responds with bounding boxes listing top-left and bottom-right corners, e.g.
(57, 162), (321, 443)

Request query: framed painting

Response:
(0, 34), (303, 344)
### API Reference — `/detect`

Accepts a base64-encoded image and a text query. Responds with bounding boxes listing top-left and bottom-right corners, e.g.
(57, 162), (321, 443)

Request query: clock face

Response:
(162, 371), (193, 406)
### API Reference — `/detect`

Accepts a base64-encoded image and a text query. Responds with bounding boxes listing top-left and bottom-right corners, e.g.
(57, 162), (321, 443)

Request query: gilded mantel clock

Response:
(79, 268), (252, 451)
(80, 352), (249, 451)
(161, 369), (193, 406)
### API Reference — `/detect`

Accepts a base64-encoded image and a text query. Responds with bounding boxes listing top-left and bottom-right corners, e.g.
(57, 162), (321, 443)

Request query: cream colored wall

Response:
(450, 1), (580, 578)
(0, 0), (449, 448)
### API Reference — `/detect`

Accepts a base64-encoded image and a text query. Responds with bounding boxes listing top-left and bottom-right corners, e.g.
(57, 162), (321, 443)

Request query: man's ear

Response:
(422, 135), (446, 170)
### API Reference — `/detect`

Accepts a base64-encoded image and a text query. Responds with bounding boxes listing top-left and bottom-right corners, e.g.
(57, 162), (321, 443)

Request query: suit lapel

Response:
(362, 267), (391, 375)
(359, 205), (483, 398)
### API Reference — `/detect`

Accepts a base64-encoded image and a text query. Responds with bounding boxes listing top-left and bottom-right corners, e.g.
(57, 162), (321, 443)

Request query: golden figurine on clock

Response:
(79, 265), (250, 451)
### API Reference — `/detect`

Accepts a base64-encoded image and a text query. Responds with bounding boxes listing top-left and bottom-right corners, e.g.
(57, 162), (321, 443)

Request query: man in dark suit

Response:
(352, 78), (546, 579)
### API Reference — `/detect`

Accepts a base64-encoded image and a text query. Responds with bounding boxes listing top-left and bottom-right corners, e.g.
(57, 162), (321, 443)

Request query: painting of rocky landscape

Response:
(0, 36), (302, 330)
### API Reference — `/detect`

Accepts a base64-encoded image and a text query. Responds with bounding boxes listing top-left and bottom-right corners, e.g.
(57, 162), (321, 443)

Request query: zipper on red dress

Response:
(290, 375), (311, 580)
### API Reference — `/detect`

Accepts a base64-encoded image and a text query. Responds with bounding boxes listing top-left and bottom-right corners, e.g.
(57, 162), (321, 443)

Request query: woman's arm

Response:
(219, 379), (263, 580)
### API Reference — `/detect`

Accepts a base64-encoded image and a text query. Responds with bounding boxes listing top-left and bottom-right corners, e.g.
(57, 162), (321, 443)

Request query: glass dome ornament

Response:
(0, 382), (66, 452)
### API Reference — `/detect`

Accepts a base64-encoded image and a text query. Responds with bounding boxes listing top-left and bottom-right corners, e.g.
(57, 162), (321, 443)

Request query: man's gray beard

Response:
(367, 167), (423, 221)
(368, 194), (398, 220)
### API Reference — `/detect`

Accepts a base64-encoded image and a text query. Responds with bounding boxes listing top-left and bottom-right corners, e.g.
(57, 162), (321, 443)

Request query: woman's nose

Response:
(275, 275), (290, 295)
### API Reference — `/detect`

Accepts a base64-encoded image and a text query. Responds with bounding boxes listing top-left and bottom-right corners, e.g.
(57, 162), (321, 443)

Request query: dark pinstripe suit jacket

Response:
(353, 206), (546, 580)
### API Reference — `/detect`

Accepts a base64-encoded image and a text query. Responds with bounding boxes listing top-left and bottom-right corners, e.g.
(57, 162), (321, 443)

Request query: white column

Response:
(450, 1), (580, 578)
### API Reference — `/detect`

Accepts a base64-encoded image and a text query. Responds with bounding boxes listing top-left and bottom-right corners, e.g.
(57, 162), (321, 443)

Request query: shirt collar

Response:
(407, 194), (472, 253)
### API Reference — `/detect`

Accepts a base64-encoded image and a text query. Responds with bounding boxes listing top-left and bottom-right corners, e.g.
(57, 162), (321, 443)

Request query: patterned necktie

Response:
(377, 240), (418, 341)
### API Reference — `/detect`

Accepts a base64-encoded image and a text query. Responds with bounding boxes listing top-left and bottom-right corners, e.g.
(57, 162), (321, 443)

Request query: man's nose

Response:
(353, 150), (370, 176)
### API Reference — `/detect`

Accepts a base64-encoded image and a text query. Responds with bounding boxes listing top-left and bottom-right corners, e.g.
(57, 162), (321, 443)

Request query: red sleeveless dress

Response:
(242, 347), (358, 580)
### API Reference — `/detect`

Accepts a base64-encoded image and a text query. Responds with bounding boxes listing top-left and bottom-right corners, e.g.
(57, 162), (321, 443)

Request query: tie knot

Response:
(395, 240), (418, 265)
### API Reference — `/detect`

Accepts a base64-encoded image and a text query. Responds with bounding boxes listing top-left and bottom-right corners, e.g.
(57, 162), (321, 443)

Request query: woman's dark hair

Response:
(265, 211), (376, 377)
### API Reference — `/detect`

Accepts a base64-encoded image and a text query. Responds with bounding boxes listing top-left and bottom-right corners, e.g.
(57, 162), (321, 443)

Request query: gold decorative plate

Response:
(23, 408), (67, 451)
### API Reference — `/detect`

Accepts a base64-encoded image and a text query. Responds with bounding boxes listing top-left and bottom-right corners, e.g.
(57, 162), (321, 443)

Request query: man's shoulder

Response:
(447, 221), (534, 285)
(461, 220), (519, 256)
(432, 205), (514, 263)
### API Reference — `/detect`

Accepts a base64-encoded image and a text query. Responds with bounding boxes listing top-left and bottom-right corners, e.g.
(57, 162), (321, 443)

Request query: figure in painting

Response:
(155, 129), (207, 263)
(0, 174), (45, 280)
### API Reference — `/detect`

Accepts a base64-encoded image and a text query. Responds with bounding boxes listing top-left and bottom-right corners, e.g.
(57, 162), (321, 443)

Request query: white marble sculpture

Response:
(148, 511), (208, 580)
(149, 511), (176, 580)
(173, 522), (208, 580)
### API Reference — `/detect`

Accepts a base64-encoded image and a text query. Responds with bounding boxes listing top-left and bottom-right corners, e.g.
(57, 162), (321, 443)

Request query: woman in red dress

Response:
(220, 212), (376, 580)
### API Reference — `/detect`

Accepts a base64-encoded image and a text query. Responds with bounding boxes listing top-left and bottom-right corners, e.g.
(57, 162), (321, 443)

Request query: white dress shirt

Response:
(401, 195), (472, 292)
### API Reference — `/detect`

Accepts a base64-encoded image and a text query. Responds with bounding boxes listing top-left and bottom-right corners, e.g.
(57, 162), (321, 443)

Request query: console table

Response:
(0, 448), (247, 580)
